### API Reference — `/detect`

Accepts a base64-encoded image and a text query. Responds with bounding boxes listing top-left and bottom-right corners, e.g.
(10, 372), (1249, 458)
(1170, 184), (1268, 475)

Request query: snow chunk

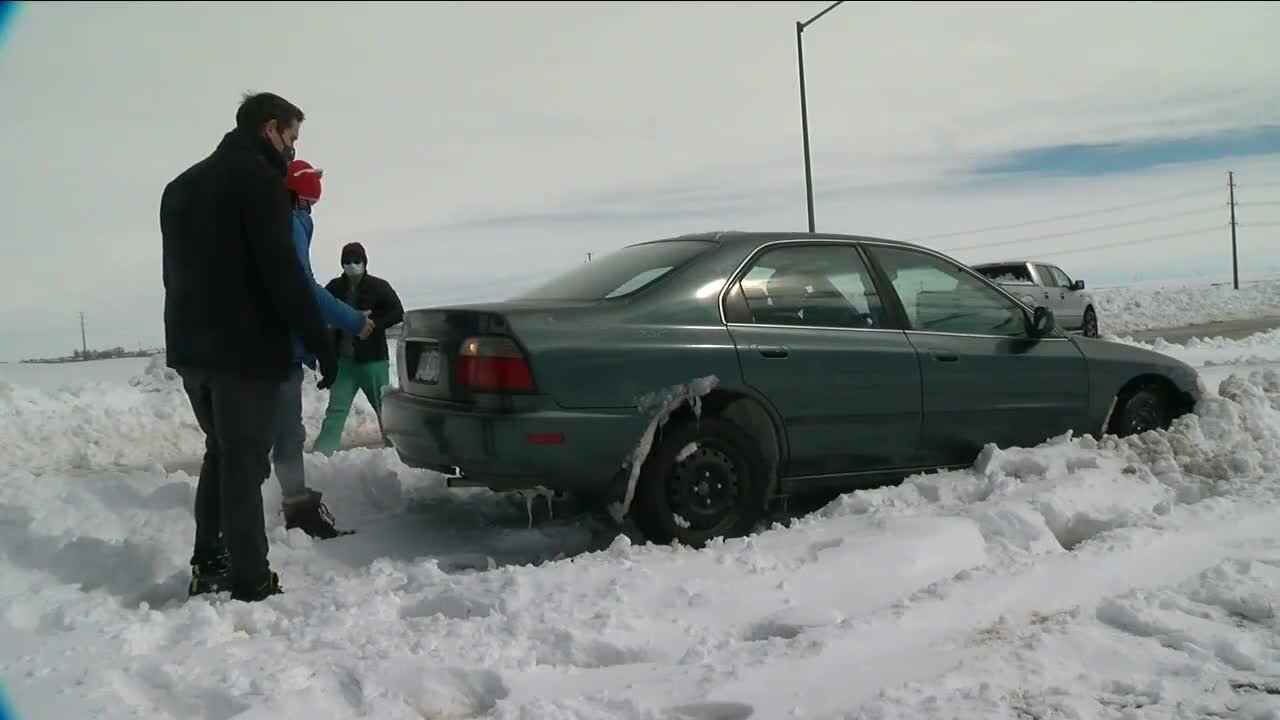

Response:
(609, 375), (719, 523)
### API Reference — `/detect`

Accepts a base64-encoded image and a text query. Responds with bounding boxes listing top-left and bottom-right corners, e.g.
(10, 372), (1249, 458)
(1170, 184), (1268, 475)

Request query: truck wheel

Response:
(632, 416), (767, 547)
(1083, 307), (1099, 338)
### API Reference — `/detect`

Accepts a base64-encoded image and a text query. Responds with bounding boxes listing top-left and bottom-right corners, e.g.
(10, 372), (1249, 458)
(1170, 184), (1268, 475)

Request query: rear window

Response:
(974, 264), (1034, 284)
(511, 239), (716, 301)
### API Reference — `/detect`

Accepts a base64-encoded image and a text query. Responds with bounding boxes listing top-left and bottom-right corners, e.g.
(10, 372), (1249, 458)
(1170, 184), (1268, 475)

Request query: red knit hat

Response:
(285, 159), (324, 203)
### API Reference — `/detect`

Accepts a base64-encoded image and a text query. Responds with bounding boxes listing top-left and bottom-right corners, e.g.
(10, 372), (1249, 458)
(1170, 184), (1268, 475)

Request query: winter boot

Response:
(283, 490), (354, 539)
(231, 571), (284, 603)
(188, 548), (232, 597)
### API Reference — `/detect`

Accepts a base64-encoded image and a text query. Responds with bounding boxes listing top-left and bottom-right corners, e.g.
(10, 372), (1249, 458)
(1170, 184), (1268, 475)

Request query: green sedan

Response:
(382, 232), (1203, 547)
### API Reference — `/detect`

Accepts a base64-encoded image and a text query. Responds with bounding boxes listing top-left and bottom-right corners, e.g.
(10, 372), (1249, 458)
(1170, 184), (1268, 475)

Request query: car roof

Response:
(628, 230), (920, 251)
(972, 259), (1063, 269)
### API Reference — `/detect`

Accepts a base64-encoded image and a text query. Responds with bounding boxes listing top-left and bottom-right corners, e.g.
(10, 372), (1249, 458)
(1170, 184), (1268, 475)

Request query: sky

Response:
(1, 0), (1279, 361)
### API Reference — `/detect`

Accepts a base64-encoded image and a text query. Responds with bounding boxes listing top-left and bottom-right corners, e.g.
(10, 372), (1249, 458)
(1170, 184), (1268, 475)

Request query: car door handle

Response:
(932, 353), (959, 363)
(755, 345), (789, 358)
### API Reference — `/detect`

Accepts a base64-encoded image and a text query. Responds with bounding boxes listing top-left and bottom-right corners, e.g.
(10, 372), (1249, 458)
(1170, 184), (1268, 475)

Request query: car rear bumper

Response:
(381, 388), (648, 496)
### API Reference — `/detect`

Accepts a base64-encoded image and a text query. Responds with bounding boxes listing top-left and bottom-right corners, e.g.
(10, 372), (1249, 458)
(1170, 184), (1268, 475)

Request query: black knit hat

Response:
(341, 242), (367, 266)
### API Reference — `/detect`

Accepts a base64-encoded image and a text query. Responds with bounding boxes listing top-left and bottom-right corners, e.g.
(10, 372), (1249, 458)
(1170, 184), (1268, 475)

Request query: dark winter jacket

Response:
(160, 128), (334, 380)
(323, 272), (404, 363)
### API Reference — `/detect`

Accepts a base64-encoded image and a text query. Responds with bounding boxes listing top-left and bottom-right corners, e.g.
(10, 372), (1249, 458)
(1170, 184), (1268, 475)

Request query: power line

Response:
(940, 204), (1223, 254)
(1029, 225), (1226, 260)
(906, 185), (1220, 242)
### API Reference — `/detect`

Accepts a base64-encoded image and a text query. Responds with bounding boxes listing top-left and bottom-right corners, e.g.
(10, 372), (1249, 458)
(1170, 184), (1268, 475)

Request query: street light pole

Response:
(795, 0), (845, 234)
(796, 21), (815, 233)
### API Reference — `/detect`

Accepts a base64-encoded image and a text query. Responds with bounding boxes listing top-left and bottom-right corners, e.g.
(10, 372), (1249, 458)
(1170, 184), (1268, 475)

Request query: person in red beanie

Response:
(270, 159), (373, 538)
(313, 241), (404, 455)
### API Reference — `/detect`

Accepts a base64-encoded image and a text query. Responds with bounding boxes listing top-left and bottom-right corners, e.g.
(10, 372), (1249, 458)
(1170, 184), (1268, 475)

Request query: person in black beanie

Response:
(313, 242), (404, 455)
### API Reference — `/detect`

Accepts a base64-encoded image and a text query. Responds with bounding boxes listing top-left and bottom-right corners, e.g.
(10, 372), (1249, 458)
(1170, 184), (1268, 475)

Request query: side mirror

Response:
(1030, 306), (1056, 337)
(1071, 280), (1086, 291)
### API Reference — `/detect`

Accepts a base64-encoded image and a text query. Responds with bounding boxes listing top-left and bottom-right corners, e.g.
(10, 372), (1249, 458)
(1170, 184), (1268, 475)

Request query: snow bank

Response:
(0, 354), (384, 474)
(820, 367), (1280, 534)
(1117, 326), (1280, 367)
(1093, 276), (1280, 335)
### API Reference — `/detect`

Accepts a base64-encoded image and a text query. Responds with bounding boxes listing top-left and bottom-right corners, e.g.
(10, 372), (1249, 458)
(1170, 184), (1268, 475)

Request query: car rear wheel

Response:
(1108, 384), (1174, 437)
(633, 416), (767, 547)
(1082, 307), (1099, 338)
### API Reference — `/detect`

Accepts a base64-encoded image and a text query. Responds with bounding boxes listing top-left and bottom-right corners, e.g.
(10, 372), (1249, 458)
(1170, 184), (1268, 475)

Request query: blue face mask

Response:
(343, 262), (364, 278)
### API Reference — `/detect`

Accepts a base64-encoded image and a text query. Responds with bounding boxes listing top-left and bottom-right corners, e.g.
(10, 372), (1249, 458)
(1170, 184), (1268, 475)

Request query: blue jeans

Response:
(270, 366), (311, 504)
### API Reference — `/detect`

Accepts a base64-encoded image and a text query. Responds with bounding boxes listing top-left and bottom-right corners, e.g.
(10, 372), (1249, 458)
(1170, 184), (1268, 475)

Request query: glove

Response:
(316, 347), (338, 391)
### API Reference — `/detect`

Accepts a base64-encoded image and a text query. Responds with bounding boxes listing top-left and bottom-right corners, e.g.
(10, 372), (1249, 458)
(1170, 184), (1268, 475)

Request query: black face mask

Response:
(282, 144), (296, 164)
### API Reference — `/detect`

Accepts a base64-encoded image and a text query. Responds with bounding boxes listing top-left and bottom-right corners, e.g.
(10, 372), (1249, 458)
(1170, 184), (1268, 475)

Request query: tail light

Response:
(457, 336), (536, 392)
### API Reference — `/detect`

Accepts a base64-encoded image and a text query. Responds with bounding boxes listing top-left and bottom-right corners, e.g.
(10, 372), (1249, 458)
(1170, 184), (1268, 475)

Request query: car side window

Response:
(865, 245), (1029, 337)
(735, 244), (889, 330)
(1035, 264), (1064, 288)
(1048, 266), (1074, 288)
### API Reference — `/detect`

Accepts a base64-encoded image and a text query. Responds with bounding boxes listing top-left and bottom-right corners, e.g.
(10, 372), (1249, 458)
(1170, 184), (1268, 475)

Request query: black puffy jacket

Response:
(323, 273), (404, 363)
(160, 128), (332, 380)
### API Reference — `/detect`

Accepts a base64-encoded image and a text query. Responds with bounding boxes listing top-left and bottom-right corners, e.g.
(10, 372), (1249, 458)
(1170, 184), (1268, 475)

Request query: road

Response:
(1122, 316), (1280, 344)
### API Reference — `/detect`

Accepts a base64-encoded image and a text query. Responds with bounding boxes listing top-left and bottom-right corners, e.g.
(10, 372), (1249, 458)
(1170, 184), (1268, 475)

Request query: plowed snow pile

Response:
(2, 338), (1280, 719)
(0, 355), (384, 474)
(1093, 276), (1280, 335)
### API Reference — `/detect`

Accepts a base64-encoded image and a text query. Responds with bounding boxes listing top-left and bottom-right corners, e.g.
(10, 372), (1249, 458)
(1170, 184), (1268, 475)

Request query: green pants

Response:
(313, 357), (391, 455)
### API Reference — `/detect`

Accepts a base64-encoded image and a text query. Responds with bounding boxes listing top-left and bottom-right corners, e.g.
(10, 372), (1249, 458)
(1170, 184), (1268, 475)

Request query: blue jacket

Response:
(290, 210), (366, 369)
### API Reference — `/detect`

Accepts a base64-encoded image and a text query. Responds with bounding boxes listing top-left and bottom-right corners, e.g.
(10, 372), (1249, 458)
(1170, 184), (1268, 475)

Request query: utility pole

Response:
(796, 20), (815, 233)
(585, 252), (593, 263)
(1229, 171), (1238, 290)
(795, 1), (845, 234)
(79, 312), (87, 357)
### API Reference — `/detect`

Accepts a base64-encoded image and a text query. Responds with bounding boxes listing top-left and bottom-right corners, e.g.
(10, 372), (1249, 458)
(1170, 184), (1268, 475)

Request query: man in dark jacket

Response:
(313, 242), (405, 455)
(160, 91), (337, 603)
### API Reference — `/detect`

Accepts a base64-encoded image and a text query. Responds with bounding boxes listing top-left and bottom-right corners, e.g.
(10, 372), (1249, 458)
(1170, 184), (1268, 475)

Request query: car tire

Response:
(632, 416), (768, 547)
(1107, 383), (1174, 437)
(1082, 306), (1099, 338)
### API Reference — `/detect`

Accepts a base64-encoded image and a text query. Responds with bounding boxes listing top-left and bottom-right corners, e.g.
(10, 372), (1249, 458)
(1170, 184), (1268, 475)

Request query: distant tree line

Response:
(20, 346), (165, 364)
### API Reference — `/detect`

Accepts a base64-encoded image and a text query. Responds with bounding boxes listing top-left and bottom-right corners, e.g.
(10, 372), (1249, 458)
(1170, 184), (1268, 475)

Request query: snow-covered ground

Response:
(4, 282), (1280, 719)
(1092, 275), (1280, 336)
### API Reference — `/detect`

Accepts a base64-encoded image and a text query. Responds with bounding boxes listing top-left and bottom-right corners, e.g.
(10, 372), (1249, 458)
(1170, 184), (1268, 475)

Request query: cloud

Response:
(973, 125), (1280, 177)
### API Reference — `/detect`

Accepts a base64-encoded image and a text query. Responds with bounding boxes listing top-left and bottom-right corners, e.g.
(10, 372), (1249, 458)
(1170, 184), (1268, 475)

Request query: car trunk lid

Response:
(396, 300), (592, 404)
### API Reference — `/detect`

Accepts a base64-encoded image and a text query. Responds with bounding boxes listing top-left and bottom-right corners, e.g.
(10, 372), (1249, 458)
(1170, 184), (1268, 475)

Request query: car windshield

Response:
(511, 239), (716, 301)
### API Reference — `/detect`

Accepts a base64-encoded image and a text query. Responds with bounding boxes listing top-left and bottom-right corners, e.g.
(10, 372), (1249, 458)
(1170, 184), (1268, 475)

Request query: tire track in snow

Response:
(697, 499), (1280, 719)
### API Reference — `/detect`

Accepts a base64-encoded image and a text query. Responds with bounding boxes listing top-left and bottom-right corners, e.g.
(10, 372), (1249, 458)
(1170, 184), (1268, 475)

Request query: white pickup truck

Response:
(971, 260), (1100, 338)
